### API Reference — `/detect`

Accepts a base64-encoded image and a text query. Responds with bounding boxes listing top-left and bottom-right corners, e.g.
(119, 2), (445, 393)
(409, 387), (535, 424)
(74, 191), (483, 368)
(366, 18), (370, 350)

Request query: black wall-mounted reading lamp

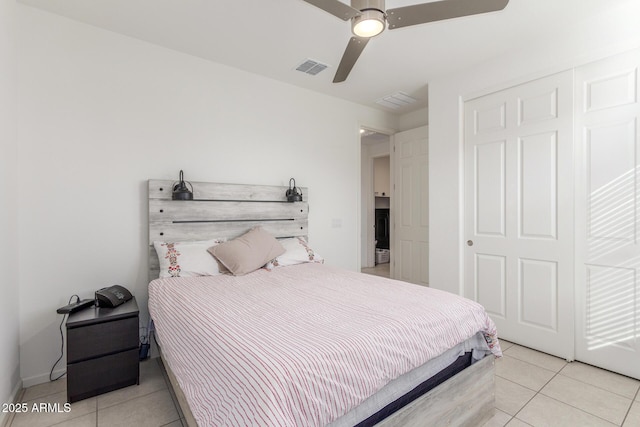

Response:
(172, 170), (194, 200)
(286, 178), (303, 202)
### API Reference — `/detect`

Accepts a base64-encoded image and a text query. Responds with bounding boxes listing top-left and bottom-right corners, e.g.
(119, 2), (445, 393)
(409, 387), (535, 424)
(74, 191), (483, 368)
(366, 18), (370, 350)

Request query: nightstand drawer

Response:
(67, 317), (138, 363)
(67, 348), (139, 403)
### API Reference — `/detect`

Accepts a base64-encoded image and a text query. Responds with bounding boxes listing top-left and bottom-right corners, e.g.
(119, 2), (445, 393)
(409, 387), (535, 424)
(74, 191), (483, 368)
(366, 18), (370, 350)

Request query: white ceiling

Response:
(17, 0), (631, 115)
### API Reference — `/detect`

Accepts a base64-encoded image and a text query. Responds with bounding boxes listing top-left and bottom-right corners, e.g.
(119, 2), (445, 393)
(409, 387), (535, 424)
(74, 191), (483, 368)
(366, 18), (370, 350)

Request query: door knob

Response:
(466, 240), (474, 246)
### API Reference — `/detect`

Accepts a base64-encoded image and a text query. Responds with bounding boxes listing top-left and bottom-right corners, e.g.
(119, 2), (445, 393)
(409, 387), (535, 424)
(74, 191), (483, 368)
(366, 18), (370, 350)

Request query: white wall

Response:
(16, 5), (397, 386)
(428, 1), (640, 295)
(0, 0), (21, 415)
(398, 107), (428, 132)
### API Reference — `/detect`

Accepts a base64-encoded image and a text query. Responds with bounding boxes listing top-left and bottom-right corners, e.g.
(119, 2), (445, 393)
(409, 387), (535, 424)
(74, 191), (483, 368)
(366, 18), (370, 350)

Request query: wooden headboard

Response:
(148, 180), (309, 281)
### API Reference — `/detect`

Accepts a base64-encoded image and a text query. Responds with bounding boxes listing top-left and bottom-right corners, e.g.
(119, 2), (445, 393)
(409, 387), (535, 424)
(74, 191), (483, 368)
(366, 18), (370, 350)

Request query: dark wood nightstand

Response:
(66, 297), (139, 403)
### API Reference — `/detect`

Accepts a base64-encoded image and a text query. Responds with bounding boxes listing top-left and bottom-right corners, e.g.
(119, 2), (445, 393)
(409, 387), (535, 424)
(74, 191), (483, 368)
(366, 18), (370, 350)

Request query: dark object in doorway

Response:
(375, 208), (390, 249)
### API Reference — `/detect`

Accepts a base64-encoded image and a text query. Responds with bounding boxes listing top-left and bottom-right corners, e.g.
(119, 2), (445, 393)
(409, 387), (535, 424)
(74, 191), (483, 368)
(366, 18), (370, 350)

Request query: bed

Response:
(147, 179), (501, 427)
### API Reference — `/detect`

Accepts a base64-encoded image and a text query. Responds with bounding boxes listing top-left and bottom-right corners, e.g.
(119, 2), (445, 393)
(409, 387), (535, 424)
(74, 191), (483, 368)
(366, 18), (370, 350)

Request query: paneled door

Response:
(464, 71), (574, 359)
(393, 126), (429, 285)
(574, 49), (640, 379)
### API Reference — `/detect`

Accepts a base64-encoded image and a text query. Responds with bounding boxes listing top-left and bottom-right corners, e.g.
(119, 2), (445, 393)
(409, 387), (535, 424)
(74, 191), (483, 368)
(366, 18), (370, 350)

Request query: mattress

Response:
(148, 263), (501, 427)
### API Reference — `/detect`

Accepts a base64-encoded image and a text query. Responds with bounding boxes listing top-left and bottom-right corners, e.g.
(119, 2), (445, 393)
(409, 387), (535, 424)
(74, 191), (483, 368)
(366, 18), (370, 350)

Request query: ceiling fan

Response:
(302, 0), (509, 83)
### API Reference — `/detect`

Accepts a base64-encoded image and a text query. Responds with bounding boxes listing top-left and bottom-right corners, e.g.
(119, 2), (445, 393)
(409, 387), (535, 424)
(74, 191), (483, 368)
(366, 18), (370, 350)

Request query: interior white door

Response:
(574, 49), (640, 379)
(393, 126), (429, 285)
(464, 71), (574, 359)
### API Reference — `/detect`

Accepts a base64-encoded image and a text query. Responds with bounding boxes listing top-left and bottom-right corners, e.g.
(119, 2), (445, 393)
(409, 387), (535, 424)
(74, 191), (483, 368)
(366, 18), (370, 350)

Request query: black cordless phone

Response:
(56, 299), (94, 314)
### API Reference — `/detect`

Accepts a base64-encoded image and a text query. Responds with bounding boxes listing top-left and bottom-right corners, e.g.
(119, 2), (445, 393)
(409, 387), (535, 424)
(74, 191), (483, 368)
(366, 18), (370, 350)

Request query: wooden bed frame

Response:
(148, 179), (495, 426)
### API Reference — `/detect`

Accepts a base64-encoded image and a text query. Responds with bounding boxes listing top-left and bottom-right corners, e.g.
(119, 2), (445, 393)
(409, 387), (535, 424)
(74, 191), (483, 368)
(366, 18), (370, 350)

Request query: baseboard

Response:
(21, 368), (65, 389)
(1, 380), (24, 427)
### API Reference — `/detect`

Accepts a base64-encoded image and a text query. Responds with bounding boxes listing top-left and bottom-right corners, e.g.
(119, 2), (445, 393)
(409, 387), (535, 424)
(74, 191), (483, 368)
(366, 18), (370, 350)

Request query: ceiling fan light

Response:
(352, 10), (385, 38)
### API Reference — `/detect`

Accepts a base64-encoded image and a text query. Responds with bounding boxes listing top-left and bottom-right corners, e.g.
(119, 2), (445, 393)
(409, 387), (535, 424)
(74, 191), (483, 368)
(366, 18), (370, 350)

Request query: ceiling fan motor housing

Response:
(351, 0), (385, 12)
(351, 0), (386, 37)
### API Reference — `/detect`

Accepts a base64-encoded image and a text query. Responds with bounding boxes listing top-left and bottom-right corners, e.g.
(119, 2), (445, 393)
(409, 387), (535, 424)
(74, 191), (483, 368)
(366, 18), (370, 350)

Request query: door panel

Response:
(518, 132), (557, 239)
(464, 71), (574, 359)
(575, 49), (640, 379)
(587, 121), (636, 241)
(475, 140), (506, 236)
(475, 102), (506, 134)
(519, 258), (558, 331)
(518, 88), (558, 125)
(475, 253), (507, 319)
(585, 265), (635, 350)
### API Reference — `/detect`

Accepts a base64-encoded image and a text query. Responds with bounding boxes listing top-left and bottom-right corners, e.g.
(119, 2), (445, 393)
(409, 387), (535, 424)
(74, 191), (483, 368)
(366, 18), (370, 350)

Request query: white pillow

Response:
(266, 237), (324, 269)
(154, 239), (225, 278)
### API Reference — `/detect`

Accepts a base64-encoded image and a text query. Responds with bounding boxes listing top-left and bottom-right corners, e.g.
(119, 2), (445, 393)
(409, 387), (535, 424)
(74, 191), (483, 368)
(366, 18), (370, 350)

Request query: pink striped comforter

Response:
(148, 263), (500, 427)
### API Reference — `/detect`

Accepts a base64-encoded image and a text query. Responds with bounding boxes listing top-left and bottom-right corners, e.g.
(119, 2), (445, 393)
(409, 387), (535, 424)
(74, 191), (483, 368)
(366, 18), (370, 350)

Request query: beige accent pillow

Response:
(208, 227), (285, 276)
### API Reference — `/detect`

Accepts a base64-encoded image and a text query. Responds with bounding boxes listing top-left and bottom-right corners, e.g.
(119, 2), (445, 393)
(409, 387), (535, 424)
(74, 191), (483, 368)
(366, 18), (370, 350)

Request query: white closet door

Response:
(393, 126), (429, 285)
(464, 71), (574, 359)
(574, 49), (640, 379)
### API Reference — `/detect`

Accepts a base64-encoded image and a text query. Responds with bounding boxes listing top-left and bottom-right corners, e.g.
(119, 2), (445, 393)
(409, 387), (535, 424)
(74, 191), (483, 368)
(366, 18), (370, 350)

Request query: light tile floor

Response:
(485, 340), (640, 427)
(6, 340), (640, 427)
(361, 262), (390, 278)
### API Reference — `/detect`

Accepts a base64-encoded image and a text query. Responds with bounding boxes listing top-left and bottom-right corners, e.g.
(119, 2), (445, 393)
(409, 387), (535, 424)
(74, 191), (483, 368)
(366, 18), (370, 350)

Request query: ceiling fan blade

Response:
(333, 36), (370, 83)
(386, 0), (509, 30)
(301, 0), (361, 20)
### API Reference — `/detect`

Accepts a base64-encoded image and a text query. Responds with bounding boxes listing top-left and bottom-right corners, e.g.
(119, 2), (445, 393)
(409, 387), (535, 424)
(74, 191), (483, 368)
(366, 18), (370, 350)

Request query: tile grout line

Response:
(495, 342), (640, 426)
(510, 364), (561, 424)
(502, 346), (566, 371)
(536, 373), (632, 426)
(509, 368), (623, 426)
(505, 344), (640, 402)
(495, 373), (541, 394)
(492, 375), (535, 425)
(40, 411), (97, 427)
(557, 370), (640, 401)
(96, 384), (170, 412)
(620, 385), (640, 427)
(499, 354), (631, 426)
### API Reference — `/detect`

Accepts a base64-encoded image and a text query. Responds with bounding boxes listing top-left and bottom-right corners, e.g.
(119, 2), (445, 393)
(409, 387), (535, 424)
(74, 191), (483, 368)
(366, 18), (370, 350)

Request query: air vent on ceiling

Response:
(375, 92), (418, 110)
(295, 59), (329, 76)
